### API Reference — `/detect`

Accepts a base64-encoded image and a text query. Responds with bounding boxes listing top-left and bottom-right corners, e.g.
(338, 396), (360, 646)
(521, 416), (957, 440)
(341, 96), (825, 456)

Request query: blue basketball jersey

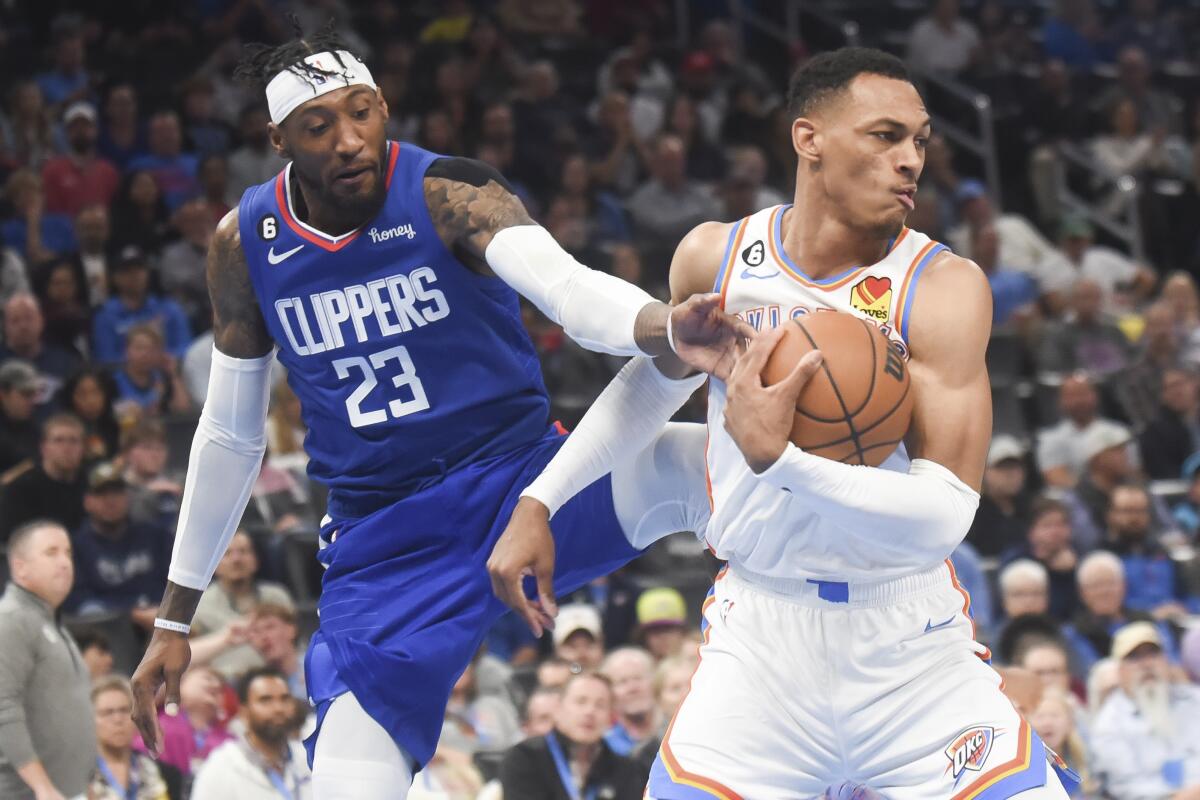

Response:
(237, 142), (550, 516)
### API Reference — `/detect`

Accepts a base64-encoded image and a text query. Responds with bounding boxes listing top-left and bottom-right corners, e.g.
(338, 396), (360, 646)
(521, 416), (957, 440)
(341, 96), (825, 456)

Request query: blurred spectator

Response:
(1038, 279), (1132, 378)
(727, 146), (788, 211)
(585, 90), (648, 197)
(67, 461), (172, 634)
(40, 102), (119, 217)
(522, 687), (561, 738)
(1068, 423), (1138, 549)
(1041, 0), (1107, 70)
(1173, 454), (1200, 535)
(1090, 98), (1189, 192)
(1162, 272), (1200, 337)
(0, 521), (94, 800)
(1067, 551), (1172, 670)
(1056, 218), (1156, 311)
(127, 111), (200, 213)
(497, 0), (582, 38)
(1102, 484), (1189, 622)
(75, 630), (115, 680)
(197, 154), (231, 226)
(554, 604), (605, 670)
(0, 293), (80, 404)
(0, 362), (42, 474)
(70, 203), (113, 307)
(160, 197), (215, 332)
(110, 171), (170, 256)
(88, 675), (177, 800)
(1001, 498), (1080, 620)
(266, 379), (308, 474)
(554, 153), (631, 249)
(247, 603), (306, 701)
(973, 222), (1039, 327)
(1117, 301), (1182, 429)
(1087, 657), (1121, 717)
(226, 106), (285, 202)
(600, 647), (660, 756)
(1, 82), (54, 169)
(633, 587), (687, 661)
(1138, 366), (1200, 480)
(32, 257), (91, 356)
(190, 668), (311, 800)
(1029, 687), (1094, 796)
(697, 21), (775, 133)
(121, 419), (182, 528)
(0, 413), (87, 543)
(181, 76), (232, 158)
(246, 456), (319, 534)
(92, 248), (191, 365)
(58, 369), (120, 461)
(1091, 622), (1200, 797)
(2, 169), (77, 263)
(1111, 0), (1184, 66)
(906, 0), (980, 76)
(968, 435), (1033, 557)
(998, 559), (1051, 621)
(499, 671), (644, 800)
(1093, 46), (1182, 135)
(1035, 374), (1124, 488)
(441, 652), (521, 755)
(97, 84), (146, 169)
(536, 657), (574, 690)
(191, 530), (294, 680)
(112, 323), (192, 416)
(34, 17), (88, 106)
(142, 665), (234, 778)
(626, 133), (720, 273)
(663, 94), (725, 183)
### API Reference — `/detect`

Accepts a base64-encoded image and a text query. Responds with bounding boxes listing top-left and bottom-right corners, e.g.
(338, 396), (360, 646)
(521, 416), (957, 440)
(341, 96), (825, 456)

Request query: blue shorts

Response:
(302, 428), (639, 769)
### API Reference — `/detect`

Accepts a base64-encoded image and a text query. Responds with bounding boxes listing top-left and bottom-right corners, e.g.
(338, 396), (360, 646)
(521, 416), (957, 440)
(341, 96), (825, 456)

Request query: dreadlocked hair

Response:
(233, 17), (359, 90)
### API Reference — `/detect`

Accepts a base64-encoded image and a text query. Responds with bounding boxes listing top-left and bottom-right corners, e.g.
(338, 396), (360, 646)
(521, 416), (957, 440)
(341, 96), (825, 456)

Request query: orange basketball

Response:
(761, 312), (913, 466)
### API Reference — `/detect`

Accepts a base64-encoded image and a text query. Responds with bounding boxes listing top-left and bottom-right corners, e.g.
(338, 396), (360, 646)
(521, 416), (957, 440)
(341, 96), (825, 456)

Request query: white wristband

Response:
(154, 618), (191, 635)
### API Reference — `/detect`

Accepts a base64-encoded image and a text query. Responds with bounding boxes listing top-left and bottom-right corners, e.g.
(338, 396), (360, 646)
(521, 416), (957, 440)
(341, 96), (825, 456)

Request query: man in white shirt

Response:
(190, 667), (311, 800)
(906, 0), (980, 75)
(1058, 215), (1156, 310)
(1036, 373), (1130, 488)
(1091, 622), (1200, 799)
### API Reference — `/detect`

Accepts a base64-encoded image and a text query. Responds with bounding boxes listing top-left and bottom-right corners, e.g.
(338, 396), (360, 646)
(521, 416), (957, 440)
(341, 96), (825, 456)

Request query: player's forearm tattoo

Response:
(424, 176), (535, 260)
(156, 581), (205, 626)
(208, 210), (274, 359)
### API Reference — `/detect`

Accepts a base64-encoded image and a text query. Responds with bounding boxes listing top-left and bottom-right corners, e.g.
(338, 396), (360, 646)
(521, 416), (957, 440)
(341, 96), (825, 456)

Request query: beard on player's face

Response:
(289, 138), (388, 223)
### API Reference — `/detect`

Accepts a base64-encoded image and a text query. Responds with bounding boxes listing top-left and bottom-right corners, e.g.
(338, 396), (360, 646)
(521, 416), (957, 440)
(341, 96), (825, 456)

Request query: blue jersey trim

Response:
(899, 243), (946, 343)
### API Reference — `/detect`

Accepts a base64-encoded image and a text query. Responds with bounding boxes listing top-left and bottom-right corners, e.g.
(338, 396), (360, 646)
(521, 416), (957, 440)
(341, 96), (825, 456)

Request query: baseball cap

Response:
(1081, 421), (1132, 463)
(986, 435), (1026, 467)
(63, 101), (97, 125)
(113, 245), (149, 271)
(1111, 621), (1163, 660)
(1059, 215), (1094, 241)
(552, 603), (602, 647)
(87, 461), (128, 493)
(636, 587), (687, 629)
(956, 179), (988, 205)
(0, 361), (39, 393)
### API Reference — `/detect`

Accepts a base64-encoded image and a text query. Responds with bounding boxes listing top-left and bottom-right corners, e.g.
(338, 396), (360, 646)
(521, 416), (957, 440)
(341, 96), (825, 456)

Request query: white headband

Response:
(265, 50), (377, 125)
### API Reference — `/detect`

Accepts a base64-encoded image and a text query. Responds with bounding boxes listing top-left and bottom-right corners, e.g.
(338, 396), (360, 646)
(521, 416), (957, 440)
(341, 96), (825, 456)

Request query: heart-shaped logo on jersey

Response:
(850, 276), (893, 322)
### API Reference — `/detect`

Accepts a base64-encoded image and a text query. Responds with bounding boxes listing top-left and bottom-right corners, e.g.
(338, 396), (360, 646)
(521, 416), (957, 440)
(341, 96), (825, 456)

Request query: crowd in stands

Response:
(3, 0), (1200, 797)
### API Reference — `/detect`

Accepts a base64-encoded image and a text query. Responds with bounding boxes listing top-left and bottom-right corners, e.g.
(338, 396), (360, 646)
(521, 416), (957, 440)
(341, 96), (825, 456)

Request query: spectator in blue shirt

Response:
(1172, 453), (1200, 535)
(111, 323), (192, 417)
(2, 169), (78, 263)
(126, 111), (200, 212)
(1041, 0), (1109, 70)
(91, 247), (191, 364)
(973, 222), (1039, 327)
(1102, 484), (1191, 622)
(1001, 498), (1081, 621)
(34, 17), (90, 107)
(67, 461), (173, 635)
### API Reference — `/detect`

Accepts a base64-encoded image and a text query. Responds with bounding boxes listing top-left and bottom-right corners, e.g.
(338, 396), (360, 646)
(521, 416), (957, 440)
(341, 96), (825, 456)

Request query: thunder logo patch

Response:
(945, 726), (995, 782)
(850, 276), (892, 322)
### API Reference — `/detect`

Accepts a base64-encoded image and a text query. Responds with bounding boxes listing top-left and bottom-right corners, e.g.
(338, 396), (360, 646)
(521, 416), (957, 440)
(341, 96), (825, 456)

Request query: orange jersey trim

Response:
(951, 720), (1034, 800)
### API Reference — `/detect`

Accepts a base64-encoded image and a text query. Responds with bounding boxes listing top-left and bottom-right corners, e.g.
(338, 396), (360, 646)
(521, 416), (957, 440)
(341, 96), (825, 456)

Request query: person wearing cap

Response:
(600, 647), (661, 756)
(1001, 498), (1081, 621)
(0, 360), (43, 474)
(967, 434), (1033, 557)
(0, 413), (87, 545)
(634, 587), (688, 661)
(1139, 364), (1200, 481)
(65, 460), (173, 634)
(1090, 621), (1200, 799)
(90, 246), (191, 365)
(40, 101), (119, 217)
(1066, 421), (1158, 551)
(1056, 214), (1155, 309)
(553, 604), (605, 671)
(1035, 374), (1127, 490)
(127, 111), (200, 213)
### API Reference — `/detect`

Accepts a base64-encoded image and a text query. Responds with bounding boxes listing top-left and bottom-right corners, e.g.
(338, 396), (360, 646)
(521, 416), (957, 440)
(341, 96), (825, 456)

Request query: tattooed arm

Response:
(131, 208), (275, 753)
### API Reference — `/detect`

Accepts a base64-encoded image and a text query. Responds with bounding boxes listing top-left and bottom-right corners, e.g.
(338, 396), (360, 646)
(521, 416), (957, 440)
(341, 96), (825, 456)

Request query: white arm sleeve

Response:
(521, 357), (705, 515)
(484, 225), (660, 356)
(757, 445), (980, 563)
(167, 347), (273, 590)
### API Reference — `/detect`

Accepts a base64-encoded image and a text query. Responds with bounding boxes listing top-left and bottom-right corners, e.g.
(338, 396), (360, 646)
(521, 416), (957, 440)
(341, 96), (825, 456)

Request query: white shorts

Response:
(646, 563), (1066, 800)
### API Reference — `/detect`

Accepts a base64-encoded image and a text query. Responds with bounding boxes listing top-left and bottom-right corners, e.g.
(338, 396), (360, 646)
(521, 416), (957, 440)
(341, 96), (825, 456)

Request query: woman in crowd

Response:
(90, 675), (178, 799)
(59, 367), (121, 460)
(33, 256), (91, 356)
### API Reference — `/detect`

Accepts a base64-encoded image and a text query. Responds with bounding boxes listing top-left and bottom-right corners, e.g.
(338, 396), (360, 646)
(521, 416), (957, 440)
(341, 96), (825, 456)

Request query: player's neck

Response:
(290, 173), (367, 238)
(780, 195), (895, 279)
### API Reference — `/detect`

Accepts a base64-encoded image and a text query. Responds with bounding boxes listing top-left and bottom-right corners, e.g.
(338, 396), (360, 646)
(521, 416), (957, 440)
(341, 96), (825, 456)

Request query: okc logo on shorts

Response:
(945, 726), (994, 782)
(850, 276), (892, 322)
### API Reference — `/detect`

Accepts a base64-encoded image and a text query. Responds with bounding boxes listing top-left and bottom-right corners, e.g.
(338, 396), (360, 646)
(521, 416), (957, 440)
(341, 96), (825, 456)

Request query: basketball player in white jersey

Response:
(489, 48), (1075, 798)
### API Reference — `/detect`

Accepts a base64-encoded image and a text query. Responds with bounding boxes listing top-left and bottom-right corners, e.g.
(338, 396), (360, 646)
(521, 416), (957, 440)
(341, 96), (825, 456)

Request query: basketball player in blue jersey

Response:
(128, 28), (749, 799)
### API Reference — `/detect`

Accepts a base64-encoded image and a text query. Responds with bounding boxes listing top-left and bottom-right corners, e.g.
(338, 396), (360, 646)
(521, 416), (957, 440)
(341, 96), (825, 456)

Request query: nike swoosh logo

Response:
(925, 615), (957, 633)
(267, 244), (305, 264)
(740, 268), (780, 280)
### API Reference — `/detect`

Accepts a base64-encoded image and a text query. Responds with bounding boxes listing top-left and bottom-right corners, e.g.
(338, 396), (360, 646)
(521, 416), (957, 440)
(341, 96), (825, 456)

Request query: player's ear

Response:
(376, 87), (389, 121)
(268, 123), (291, 160)
(793, 117), (820, 167)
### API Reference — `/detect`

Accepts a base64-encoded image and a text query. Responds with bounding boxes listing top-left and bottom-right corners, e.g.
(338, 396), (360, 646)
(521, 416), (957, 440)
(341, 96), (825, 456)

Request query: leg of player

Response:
(609, 421), (711, 550)
(311, 692), (414, 800)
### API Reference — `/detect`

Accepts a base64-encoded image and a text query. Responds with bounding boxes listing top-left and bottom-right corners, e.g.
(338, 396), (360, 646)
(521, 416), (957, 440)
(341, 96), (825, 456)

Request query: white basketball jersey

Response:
(704, 204), (949, 581)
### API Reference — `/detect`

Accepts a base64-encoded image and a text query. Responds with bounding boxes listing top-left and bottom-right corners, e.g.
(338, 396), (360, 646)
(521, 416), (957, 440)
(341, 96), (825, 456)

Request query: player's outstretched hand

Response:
(488, 496), (558, 637)
(130, 629), (192, 757)
(670, 293), (756, 382)
(724, 324), (823, 473)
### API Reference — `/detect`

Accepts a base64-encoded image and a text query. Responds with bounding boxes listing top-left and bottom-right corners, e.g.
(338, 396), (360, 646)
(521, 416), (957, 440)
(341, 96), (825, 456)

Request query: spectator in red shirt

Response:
(40, 102), (119, 217)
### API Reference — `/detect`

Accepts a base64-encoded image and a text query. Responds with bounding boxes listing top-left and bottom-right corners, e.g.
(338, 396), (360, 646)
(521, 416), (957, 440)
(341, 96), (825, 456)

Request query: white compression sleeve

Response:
(167, 347), (273, 589)
(484, 225), (660, 356)
(757, 445), (980, 563)
(521, 357), (705, 515)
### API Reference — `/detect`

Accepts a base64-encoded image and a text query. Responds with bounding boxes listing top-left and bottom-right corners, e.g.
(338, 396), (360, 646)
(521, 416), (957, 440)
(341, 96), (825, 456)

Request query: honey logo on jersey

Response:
(850, 276), (892, 322)
(944, 726), (994, 781)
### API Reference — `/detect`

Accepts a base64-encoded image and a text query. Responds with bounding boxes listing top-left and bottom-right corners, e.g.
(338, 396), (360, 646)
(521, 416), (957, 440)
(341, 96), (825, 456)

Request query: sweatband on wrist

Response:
(153, 618), (191, 635)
